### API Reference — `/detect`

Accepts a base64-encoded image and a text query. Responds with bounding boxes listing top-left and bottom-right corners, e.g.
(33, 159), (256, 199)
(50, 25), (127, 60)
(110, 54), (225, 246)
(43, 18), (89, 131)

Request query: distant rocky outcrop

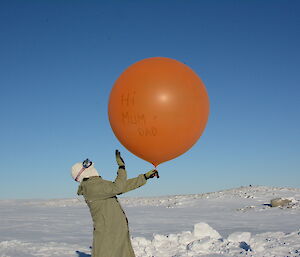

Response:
(270, 198), (292, 207)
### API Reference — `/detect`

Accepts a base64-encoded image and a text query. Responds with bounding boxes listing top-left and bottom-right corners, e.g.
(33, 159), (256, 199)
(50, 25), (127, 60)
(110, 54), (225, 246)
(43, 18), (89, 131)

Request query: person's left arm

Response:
(121, 169), (159, 194)
(121, 174), (147, 193)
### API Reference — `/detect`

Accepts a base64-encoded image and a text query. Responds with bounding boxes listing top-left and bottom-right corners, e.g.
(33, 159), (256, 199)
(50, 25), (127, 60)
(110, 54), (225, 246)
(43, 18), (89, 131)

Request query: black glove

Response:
(144, 169), (159, 179)
(115, 150), (125, 169)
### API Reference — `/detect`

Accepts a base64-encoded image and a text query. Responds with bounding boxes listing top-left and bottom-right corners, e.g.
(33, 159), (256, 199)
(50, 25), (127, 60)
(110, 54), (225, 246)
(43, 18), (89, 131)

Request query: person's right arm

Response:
(100, 166), (127, 197)
(100, 149), (127, 197)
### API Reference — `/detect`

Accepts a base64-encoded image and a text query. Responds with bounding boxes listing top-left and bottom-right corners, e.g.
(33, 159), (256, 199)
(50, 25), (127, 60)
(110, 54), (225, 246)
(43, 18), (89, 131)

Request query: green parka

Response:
(77, 168), (147, 257)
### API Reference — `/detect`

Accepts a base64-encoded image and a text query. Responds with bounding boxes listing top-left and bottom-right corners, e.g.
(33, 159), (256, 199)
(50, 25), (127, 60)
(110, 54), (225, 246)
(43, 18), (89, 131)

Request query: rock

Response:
(270, 198), (292, 207)
(239, 241), (251, 251)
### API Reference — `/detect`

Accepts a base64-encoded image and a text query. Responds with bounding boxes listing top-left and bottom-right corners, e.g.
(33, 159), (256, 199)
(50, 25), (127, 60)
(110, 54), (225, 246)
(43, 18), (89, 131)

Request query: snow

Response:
(0, 186), (300, 257)
(227, 232), (251, 244)
(193, 223), (221, 240)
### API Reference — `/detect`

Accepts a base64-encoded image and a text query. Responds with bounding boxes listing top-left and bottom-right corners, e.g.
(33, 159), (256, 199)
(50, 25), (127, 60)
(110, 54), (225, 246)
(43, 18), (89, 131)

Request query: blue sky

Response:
(0, 0), (299, 199)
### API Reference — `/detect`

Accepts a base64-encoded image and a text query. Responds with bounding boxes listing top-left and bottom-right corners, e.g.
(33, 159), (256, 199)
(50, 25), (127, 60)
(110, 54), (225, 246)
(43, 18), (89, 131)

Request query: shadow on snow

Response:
(76, 251), (91, 257)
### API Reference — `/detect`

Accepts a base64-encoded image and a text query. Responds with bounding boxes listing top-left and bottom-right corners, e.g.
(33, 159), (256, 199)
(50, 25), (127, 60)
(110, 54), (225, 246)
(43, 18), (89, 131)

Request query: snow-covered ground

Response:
(1, 186), (300, 257)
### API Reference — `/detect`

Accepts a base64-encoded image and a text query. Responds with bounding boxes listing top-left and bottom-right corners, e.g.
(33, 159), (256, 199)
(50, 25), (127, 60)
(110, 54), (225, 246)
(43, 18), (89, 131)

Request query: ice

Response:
(1, 185), (300, 256)
(178, 231), (194, 245)
(193, 222), (221, 240)
(227, 232), (251, 244)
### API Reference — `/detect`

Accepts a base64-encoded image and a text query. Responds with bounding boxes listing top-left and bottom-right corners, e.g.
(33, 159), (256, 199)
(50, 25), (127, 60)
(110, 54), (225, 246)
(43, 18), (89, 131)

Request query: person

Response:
(71, 150), (158, 257)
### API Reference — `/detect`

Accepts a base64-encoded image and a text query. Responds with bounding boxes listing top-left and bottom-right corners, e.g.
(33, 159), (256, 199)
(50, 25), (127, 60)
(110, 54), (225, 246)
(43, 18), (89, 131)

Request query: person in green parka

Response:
(71, 150), (158, 257)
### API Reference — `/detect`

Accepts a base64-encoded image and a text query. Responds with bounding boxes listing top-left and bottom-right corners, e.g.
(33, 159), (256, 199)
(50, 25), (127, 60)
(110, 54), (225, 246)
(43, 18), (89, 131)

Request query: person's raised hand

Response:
(115, 150), (125, 168)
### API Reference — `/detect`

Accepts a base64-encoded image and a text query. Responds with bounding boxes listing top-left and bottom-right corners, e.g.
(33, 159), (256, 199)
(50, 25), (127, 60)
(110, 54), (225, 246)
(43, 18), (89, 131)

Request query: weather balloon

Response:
(108, 57), (209, 167)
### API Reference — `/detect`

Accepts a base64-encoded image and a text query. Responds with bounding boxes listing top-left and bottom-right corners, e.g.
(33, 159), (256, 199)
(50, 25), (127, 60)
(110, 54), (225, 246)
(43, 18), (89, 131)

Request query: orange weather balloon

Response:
(108, 57), (209, 167)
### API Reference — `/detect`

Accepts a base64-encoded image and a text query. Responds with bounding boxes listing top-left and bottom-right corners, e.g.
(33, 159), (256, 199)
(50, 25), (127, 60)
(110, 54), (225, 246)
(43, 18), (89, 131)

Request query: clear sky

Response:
(0, 0), (299, 199)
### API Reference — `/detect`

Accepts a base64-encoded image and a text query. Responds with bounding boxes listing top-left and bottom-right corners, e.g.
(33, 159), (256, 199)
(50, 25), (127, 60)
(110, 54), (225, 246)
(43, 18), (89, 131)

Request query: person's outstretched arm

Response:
(121, 169), (159, 194)
(122, 174), (147, 193)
